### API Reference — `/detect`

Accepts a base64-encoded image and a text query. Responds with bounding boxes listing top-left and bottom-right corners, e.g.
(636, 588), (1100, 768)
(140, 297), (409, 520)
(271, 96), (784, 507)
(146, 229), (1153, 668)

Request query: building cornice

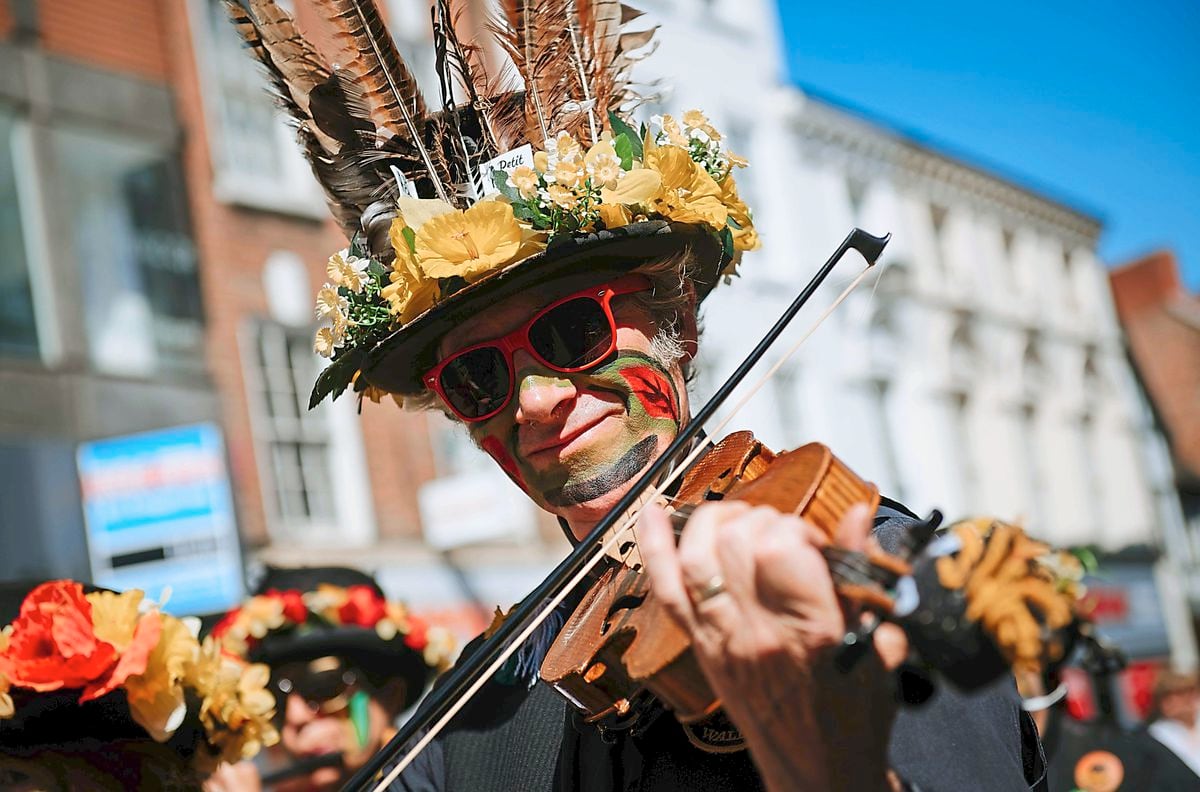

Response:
(790, 96), (1103, 248)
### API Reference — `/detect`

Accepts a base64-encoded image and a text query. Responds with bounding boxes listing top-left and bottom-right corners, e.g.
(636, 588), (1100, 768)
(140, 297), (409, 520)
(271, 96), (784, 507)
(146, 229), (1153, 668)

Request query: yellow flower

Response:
(125, 614), (199, 742)
(326, 249), (370, 293)
(726, 151), (749, 169)
(87, 589), (144, 651)
(643, 142), (728, 229)
(600, 168), (661, 206)
(395, 196), (457, 231)
(314, 285), (348, 322)
(534, 150), (549, 174)
(0, 630), (10, 720)
(509, 165), (539, 199)
(423, 626), (457, 671)
(313, 325), (344, 358)
(414, 201), (523, 282)
(384, 217), (439, 323)
(720, 176), (760, 252)
(190, 639), (279, 770)
(659, 114), (688, 146)
(549, 131), (583, 163)
(681, 109), (708, 130)
(598, 203), (632, 229)
(584, 138), (623, 189)
(552, 158), (586, 190)
(546, 184), (578, 210)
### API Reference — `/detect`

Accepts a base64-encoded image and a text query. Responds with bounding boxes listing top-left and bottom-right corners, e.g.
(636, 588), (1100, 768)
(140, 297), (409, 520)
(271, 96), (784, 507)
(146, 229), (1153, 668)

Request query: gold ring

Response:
(690, 575), (727, 605)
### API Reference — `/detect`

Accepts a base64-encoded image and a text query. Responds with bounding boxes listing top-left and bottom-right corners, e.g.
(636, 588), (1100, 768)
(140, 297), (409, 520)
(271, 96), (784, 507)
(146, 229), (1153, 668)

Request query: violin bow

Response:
(344, 229), (890, 791)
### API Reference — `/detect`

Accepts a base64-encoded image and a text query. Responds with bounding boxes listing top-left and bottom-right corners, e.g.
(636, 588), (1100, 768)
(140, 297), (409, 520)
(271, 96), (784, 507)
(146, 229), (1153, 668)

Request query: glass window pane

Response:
(51, 127), (202, 376)
(0, 107), (38, 358)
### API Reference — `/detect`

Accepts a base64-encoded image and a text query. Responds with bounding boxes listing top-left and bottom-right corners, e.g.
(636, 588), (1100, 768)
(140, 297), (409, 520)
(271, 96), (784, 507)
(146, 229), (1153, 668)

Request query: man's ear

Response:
(678, 281), (700, 362)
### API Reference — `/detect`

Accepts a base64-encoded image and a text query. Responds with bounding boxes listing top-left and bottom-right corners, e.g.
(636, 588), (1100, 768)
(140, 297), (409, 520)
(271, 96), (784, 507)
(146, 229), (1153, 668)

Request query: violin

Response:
(344, 229), (1079, 790)
(541, 433), (1079, 752)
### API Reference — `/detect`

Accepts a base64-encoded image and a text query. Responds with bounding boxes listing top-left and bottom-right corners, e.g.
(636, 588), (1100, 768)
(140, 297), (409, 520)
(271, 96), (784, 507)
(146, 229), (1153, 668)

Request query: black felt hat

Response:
(338, 220), (726, 398)
(230, 567), (437, 707)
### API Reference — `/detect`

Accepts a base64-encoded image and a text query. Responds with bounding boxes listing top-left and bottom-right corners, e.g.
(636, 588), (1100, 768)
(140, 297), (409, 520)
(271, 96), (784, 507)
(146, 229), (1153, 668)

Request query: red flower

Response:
(0, 581), (118, 693)
(337, 585), (386, 628)
(210, 608), (240, 638)
(618, 366), (679, 422)
(267, 589), (309, 624)
(403, 615), (428, 651)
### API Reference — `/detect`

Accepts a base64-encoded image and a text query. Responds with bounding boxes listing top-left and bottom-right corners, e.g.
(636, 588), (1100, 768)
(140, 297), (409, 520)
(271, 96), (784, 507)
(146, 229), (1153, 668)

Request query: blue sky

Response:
(776, 0), (1200, 290)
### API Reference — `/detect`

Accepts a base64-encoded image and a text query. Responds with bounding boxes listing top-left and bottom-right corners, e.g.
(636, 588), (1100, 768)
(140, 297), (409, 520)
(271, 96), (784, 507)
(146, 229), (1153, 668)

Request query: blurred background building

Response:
(0, 0), (1195, 709)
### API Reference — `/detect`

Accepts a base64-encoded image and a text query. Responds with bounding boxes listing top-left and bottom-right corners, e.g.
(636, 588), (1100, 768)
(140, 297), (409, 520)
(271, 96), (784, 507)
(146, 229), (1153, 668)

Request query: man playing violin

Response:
(227, 1), (1047, 788)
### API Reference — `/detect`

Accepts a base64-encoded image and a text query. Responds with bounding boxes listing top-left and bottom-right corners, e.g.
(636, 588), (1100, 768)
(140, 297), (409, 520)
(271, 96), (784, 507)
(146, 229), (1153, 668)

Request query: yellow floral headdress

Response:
(225, 1), (759, 407)
(0, 580), (278, 774)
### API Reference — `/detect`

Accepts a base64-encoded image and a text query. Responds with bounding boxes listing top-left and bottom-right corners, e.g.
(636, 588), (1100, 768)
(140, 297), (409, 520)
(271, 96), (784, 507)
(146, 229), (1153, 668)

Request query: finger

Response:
(676, 501), (748, 595)
(637, 503), (695, 629)
(835, 503), (875, 552)
(873, 622), (909, 671)
(714, 505), (784, 602)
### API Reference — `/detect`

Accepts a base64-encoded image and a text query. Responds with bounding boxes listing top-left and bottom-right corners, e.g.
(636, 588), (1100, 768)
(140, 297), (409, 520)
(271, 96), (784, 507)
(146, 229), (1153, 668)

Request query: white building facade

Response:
(637, 0), (1196, 668)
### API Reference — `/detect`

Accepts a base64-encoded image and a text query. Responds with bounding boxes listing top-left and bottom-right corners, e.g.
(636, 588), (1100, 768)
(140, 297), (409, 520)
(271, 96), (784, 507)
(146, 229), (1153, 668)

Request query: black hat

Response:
(210, 567), (451, 711)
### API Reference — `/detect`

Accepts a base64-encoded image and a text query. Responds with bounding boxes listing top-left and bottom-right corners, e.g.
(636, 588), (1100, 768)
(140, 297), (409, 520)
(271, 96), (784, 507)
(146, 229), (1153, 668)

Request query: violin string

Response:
(371, 264), (873, 791)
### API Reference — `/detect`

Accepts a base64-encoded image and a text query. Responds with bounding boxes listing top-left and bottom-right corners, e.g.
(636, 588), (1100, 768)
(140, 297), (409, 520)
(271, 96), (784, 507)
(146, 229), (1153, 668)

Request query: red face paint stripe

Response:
(481, 435), (526, 489)
(617, 366), (679, 423)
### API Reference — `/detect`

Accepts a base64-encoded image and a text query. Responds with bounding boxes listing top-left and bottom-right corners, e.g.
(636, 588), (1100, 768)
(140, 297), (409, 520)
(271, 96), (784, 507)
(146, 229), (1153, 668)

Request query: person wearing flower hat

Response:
(0, 579), (277, 791)
(225, 1), (1045, 790)
(204, 566), (454, 792)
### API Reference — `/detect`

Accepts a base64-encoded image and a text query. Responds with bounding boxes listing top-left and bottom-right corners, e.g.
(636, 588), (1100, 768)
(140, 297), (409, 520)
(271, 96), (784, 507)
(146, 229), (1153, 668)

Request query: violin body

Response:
(541, 433), (883, 750)
(541, 432), (1078, 753)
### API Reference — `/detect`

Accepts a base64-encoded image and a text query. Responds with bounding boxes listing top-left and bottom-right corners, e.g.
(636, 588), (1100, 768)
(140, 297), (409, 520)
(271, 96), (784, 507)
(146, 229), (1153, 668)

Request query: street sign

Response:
(77, 423), (244, 616)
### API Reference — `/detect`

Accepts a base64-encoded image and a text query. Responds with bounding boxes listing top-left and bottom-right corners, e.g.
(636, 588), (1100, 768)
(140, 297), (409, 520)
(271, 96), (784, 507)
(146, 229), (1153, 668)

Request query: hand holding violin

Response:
(639, 501), (905, 792)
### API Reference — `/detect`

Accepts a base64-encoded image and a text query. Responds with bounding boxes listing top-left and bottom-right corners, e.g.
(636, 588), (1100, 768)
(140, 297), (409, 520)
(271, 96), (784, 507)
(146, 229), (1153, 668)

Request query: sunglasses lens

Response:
(528, 297), (613, 370)
(438, 346), (511, 420)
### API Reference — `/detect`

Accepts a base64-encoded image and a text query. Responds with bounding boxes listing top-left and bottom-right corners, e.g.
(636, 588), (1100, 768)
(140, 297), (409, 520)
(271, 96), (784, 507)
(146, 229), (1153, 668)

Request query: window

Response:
(198, 0), (323, 215)
(845, 176), (867, 225)
(51, 127), (203, 376)
(249, 322), (337, 534)
(929, 203), (948, 272)
(0, 107), (38, 358)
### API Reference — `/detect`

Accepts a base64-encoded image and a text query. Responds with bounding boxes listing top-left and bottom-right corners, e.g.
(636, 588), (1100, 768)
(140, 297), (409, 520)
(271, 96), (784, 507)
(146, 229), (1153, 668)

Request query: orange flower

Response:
(720, 176), (760, 252)
(0, 581), (119, 694)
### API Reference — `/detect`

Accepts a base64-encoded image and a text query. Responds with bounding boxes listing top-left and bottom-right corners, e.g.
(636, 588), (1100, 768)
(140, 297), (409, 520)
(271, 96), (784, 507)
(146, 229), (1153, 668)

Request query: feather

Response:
(438, 0), (499, 158)
(326, 0), (452, 202)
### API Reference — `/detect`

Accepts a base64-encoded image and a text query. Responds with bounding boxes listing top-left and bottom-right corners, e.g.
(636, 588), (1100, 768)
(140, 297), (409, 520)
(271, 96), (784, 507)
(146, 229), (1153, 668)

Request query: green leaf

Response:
(726, 214), (743, 230)
(719, 226), (735, 261)
(492, 170), (521, 202)
(401, 226), (417, 254)
(368, 259), (387, 277)
(309, 345), (368, 409)
(613, 133), (635, 170)
(609, 112), (643, 160)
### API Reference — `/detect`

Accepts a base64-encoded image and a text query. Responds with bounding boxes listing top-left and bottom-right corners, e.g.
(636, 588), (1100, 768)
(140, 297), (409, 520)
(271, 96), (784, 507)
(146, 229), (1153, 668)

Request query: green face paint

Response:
(349, 689), (371, 749)
(471, 350), (682, 513)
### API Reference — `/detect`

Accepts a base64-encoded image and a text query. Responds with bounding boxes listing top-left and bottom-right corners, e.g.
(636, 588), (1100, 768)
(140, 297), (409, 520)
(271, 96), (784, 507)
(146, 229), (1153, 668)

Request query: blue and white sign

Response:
(77, 423), (244, 616)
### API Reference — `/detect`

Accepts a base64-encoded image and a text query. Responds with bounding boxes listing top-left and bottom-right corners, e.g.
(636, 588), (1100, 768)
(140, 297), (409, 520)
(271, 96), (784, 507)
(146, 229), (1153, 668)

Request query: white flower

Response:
(315, 284), (349, 321)
(313, 325), (345, 358)
(327, 250), (370, 293)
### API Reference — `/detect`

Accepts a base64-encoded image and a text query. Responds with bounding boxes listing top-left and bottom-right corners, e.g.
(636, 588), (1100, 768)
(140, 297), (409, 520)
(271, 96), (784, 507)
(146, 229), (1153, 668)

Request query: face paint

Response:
(470, 350), (683, 514)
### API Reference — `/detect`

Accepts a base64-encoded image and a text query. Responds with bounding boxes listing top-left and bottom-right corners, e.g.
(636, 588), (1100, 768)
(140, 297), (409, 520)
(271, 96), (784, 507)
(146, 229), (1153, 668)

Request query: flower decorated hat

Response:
(225, 0), (759, 405)
(210, 566), (454, 709)
(0, 580), (278, 776)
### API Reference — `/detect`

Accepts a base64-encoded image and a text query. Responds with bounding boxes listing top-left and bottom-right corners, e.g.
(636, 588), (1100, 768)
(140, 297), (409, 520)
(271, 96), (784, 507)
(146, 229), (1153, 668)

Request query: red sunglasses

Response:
(424, 275), (651, 422)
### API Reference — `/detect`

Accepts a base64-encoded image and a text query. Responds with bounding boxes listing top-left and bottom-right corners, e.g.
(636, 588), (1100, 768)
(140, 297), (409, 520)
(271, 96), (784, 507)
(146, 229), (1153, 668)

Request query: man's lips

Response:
(521, 412), (620, 459)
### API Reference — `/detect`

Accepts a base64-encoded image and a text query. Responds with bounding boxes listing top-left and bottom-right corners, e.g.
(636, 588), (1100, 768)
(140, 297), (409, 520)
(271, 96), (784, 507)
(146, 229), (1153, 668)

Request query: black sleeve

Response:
(382, 732), (446, 792)
(874, 503), (1046, 792)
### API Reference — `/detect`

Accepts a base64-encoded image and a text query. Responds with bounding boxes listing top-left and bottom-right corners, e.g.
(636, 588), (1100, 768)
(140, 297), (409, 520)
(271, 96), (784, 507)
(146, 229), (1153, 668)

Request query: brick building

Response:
(1110, 251), (1200, 610)
(0, 0), (564, 632)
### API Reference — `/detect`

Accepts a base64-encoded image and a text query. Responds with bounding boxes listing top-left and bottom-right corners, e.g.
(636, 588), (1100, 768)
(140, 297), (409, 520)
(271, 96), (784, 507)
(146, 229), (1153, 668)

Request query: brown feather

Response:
(326, 0), (452, 201)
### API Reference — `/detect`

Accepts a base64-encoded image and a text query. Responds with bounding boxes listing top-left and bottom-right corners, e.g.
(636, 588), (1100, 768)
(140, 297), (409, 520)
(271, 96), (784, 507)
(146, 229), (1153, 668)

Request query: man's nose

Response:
(512, 351), (577, 425)
(285, 693), (317, 726)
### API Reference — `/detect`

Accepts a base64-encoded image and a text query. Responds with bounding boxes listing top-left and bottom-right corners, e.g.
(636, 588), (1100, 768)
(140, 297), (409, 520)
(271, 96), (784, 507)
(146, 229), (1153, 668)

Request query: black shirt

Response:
(389, 503), (1046, 792)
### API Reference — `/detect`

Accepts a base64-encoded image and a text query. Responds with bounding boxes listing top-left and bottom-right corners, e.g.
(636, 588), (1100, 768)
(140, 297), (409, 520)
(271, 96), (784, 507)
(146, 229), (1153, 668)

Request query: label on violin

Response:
(680, 708), (746, 754)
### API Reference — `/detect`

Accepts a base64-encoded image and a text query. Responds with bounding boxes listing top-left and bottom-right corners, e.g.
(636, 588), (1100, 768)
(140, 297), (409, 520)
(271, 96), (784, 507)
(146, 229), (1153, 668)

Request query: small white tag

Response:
(390, 165), (419, 198)
(478, 144), (535, 197)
